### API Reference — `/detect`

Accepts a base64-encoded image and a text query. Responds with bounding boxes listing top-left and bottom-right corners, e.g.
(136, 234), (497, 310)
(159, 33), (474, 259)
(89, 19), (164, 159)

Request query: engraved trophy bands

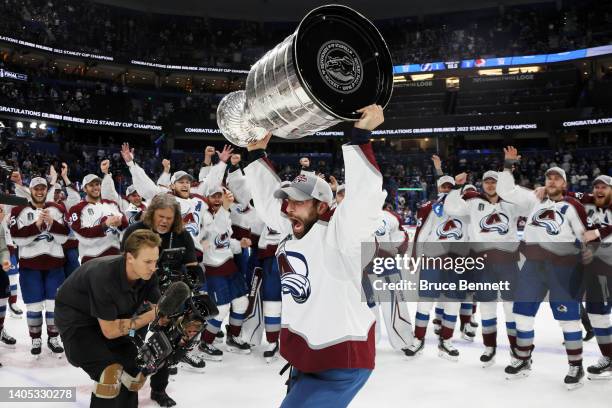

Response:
(216, 4), (393, 146)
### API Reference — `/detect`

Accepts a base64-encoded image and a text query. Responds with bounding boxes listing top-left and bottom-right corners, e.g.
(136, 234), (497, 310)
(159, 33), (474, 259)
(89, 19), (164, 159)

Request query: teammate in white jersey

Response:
(245, 105), (385, 408)
(497, 146), (589, 388)
(445, 170), (523, 366)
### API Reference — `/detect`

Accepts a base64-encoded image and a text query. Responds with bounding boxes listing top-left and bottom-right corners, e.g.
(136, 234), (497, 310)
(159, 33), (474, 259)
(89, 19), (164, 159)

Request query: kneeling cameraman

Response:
(121, 193), (208, 407)
(55, 230), (162, 408)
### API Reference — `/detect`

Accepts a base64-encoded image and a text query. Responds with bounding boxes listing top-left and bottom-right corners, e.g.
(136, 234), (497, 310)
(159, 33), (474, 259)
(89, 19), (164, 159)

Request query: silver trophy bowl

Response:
(216, 4), (393, 146)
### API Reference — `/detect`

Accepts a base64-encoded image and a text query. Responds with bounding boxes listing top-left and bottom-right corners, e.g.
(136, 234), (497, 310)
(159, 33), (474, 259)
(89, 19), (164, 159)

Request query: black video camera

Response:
(134, 287), (218, 376)
(157, 247), (200, 292)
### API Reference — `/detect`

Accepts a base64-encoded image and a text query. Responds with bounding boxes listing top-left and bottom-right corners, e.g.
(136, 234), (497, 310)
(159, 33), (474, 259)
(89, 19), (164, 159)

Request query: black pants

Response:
(59, 324), (141, 408)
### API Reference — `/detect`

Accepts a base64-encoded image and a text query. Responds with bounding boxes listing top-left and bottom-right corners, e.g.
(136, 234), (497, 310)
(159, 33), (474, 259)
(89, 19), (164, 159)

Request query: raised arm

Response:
(121, 143), (162, 202)
(200, 145), (232, 196)
(245, 133), (292, 236)
(327, 105), (386, 255)
(157, 159), (172, 187)
(496, 146), (539, 214)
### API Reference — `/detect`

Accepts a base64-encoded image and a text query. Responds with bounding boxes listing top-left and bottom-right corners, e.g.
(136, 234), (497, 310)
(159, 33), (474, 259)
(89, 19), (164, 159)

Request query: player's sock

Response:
(560, 320), (583, 366)
(503, 301), (517, 349)
(588, 313), (612, 358)
(45, 300), (58, 337)
(514, 313), (535, 360)
(26, 302), (44, 339)
(228, 296), (248, 337)
(480, 301), (498, 347)
(202, 318), (222, 344)
(440, 302), (460, 340)
(8, 260), (18, 300)
(460, 302), (473, 327)
(415, 301), (433, 340)
(434, 306), (444, 324)
(263, 301), (281, 343)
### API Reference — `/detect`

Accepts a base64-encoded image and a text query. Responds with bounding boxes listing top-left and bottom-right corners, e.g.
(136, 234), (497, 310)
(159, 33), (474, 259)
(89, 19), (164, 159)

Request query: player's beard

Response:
(545, 186), (563, 200)
(289, 207), (319, 239)
(31, 194), (46, 206)
(594, 192), (611, 208)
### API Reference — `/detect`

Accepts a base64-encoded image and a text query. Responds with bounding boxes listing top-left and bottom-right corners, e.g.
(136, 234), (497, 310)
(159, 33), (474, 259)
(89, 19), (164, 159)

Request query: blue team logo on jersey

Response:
(34, 232), (54, 242)
(276, 241), (311, 304)
(432, 202), (444, 217)
(375, 220), (388, 237)
(127, 210), (141, 225)
(530, 208), (564, 235)
(214, 232), (230, 249)
(183, 209), (201, 238)
(479, 211), (510, 235)
(436, 218), (463, 240)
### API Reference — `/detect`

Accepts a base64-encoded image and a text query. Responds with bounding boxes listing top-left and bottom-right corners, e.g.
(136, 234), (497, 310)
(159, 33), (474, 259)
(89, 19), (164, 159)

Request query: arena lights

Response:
(410, 74), (434, 81)
(30, 122), (37, 129)
(39, 122), (46, 129)
(0, 121), (4, 128)
(16, 121), (23, 128)
(393, 44), (612, 75)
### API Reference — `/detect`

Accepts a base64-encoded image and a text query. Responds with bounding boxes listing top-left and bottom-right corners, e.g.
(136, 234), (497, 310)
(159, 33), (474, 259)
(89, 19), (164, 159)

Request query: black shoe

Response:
(583, 330), (595, 342)
(0, 329), (16, 348)
(151, 390), (177, 407)
(31, 338), (42, 356)
(226, 333), (252, 354)
(179, 349), (206, 372)
(587, 356), (612, 380)
(403, 338), (424, 357)
(263, 341), (279, 363)
(198, 342), (223, 361)
(505, 356), (531, 379)
(564, 364), (584, 390)
(480, 347), (496, 367)
(438, 338), (459, 361)
(47, 336), (64, 354)
(9, 302), (23, 318)
(460, 323), (476, 342)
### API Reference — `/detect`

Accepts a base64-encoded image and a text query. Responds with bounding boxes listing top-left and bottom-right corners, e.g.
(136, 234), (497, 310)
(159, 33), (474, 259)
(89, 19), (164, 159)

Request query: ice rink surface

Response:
(0, 301), (610, 408)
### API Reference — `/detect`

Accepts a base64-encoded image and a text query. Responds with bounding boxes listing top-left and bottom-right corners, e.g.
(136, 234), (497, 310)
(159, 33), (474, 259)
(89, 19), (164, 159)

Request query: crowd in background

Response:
(1, 0), (610, 68)
(1, 129), (610, 226)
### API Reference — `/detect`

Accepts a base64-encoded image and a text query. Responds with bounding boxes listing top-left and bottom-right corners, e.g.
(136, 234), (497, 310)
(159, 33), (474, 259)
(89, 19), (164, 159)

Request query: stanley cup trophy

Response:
(216, 4), (393, 146)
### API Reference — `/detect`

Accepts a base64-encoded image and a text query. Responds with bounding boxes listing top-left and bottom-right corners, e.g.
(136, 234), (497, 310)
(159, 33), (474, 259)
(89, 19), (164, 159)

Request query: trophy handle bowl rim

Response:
(292, 3), (394, 121)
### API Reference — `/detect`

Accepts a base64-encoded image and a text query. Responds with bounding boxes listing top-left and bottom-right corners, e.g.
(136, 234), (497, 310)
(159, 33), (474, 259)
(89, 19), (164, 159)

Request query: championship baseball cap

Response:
(29, 177), (47, 189)
(82, 174), (101, 188)
(464, 184), (477, 192)
(170, 171), (194, 184)
(593, 175), (612, 186)
(545, 166), (567, 182)
(274, 172), (333, 205)
(437, 175), (455, 188)
(206, 185), (224, 196)
(54, 183), (62, 190)
(336, 184), (346, 193)
(126, 185), (138, 196)
(482, 171), (498, 181)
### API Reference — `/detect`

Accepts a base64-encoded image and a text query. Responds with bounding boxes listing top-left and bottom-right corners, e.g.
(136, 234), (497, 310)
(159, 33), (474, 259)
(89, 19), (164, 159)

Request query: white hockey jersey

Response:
(569, 192), (612, 267)
(101, 174), (147, 225)
(445, 187), (521, 259)
(246, 142), (385, 373)
(497, 170), (588, 262)
(9, 202), (69, 269)
(372, 209), (409, 258)
(414, 193), (469, 257)
(201, 207), (242, 275)
(67, 199), (127, 263)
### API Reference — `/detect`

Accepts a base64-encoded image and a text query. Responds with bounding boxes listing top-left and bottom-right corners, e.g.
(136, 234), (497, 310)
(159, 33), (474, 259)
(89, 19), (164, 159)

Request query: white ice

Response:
(0, 301), (610, 408)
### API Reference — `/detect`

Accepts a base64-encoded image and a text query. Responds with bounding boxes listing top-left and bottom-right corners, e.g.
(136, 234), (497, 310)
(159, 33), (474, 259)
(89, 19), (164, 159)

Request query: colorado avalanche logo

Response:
(530, 208), (564, 235)
(375, 220), (388, 237)
(34, 232), (54, 242)
(479, 211), (510, 235)
(277, 242), (311, 304)
(183, 208), (201, 238)
(214, 232), (230, 249)
(436, 219), (463, 240)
